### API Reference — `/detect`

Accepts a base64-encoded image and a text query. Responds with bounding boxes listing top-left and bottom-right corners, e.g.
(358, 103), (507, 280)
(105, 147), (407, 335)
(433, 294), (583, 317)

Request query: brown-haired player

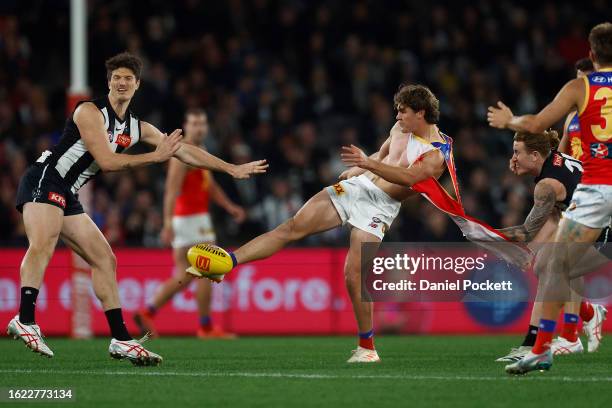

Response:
(488, 22), (612, 374)
(197, 84), (448, 363)
(133, 109), (244, 339)
(7, 52), (267, 365)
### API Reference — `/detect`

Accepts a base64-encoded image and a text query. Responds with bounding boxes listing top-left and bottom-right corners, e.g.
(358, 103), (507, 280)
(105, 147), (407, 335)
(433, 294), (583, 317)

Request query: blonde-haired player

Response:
(134, 109), (245, 338)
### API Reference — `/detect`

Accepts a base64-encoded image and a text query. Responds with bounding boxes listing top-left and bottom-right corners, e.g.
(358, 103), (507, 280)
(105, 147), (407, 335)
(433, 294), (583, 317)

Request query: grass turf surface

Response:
(0, 335), (610, 408)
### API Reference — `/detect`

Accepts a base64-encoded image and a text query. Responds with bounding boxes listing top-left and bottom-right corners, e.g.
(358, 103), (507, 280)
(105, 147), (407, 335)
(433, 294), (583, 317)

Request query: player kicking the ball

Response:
(193, 84), (448, 363)
(488, 22), (612, 374)
(493, 129), (606, 363)
(7, 52), (267, 365)
(133, 108), (244, 339)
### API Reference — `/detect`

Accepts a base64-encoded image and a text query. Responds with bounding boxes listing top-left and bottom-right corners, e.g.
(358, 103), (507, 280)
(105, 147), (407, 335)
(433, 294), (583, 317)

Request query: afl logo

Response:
(108, 131), (113, 143)
(592, 76), (606, 83)
(195, 255), (211, 271)
(591, 143), (609, 159)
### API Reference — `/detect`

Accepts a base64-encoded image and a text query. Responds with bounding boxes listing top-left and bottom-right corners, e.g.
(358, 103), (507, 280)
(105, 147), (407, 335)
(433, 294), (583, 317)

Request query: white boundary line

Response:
(1, 369), (611, 383)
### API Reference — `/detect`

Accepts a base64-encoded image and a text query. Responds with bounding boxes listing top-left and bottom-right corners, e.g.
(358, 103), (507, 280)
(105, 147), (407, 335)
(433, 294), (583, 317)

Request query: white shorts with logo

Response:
(326, 175), (401, 240)
(171, 212), (216, 248)
(563, 184), (612, 229)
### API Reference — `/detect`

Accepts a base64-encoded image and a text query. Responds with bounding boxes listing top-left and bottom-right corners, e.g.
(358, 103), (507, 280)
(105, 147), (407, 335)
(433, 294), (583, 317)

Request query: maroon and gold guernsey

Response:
(173, 169), (211, 216)
(565, 112), (585, 160)
(577, 68), (612, 185)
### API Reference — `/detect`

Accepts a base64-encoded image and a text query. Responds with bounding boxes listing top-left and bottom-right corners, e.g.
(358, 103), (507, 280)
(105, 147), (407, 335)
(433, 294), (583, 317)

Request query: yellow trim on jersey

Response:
(578, 75), (590, 116)
(412, 134), (432, 146)
(597, 68), (612, 72)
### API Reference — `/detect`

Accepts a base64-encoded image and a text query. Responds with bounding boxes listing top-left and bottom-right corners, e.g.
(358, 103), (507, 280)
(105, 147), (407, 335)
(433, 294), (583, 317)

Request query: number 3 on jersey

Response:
(592, 87), (612, 142)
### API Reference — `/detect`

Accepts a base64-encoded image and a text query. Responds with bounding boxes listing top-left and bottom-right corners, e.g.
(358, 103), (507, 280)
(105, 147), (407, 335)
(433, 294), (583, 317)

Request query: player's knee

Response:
(277, 217), (306, 241)
(26, 239), (57, 262)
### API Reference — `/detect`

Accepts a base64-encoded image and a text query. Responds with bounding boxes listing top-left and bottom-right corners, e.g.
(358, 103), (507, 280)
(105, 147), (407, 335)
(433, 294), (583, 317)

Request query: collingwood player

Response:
(7, 52), (267, 365)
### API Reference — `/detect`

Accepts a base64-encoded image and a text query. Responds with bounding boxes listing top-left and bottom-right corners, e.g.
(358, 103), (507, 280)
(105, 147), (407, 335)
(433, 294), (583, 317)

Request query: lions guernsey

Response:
(15, 96), (140, 215)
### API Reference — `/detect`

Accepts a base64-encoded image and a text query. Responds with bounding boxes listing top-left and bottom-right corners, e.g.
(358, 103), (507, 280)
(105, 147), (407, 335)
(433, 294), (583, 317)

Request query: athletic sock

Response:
(199, 315), (212, 331)
(229, 252), (238, 268)
(19, 287), (39, 324)
(358, 329), (375, 350)
(104, 308), (132, 341)
(580, 301), (594, 322)
(532, 319), (556, 354)
(561, 313), (579, 342)
(520, 325), (539, 347)
(146, 304), (157, 316)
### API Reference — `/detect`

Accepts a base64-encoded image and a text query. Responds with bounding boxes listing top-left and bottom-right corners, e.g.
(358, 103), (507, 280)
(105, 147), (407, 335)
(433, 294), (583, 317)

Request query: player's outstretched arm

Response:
(74, 103), (182, 171)
(487, 78), (584, 134)
(140, 121), (268, 179)
(341, 144), (444, 186)
(497, 180), (559, 242)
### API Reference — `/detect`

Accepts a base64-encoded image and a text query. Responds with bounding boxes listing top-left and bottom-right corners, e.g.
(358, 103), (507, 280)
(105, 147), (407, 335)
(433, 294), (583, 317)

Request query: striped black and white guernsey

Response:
(36, 96), (141, 193)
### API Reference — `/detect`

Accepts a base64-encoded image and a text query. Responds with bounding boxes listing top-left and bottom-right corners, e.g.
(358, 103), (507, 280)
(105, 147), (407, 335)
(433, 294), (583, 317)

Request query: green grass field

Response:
(0, 335), (610, 408)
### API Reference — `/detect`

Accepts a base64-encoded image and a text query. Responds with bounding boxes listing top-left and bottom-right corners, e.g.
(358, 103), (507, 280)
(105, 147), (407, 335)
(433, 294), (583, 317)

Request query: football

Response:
(186, 243), (234, 278)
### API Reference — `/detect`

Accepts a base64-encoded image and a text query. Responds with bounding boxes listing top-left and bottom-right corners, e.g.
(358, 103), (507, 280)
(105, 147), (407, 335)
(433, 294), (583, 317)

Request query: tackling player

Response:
(133, 108), (244, 339)
(488, 23), (612, 374)
(494, 130), (606, 362)
(6, 52), (267, 365)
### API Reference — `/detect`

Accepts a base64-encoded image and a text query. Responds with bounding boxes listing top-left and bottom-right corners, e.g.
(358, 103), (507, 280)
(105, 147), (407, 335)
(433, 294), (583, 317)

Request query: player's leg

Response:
(134, 246), (195, 337)
(60, 213), (162, 365)
(506, 218), (601, 374)
(233, 190), (342, 264)
(194, 278), (236, 339)
(6, 203), (63, 357)
(345, 227), (382, 363)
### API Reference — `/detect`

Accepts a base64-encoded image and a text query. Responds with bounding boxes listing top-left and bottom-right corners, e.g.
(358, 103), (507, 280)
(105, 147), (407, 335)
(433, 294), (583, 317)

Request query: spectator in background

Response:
(0, 1), (601, 246)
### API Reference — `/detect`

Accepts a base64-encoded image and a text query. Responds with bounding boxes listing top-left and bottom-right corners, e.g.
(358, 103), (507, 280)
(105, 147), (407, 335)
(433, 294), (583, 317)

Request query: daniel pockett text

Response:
(360, 243), (529, 303)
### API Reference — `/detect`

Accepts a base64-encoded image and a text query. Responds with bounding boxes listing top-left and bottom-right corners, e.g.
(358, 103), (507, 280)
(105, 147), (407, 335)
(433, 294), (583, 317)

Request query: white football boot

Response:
(109, 333), (162, 366)
(186, 267), (225, 283)
(347, 346), (381, 363)
(505, 349), (553, 375)
(583, 304), (607, 352)
(6, 315), (54, 358)
(495, 346), (531, 362)
(550, 336), (584, 355)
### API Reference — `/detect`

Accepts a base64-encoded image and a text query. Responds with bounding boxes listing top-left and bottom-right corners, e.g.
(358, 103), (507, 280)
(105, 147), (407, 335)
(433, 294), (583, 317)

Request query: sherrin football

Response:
(186, 244), (234, 278)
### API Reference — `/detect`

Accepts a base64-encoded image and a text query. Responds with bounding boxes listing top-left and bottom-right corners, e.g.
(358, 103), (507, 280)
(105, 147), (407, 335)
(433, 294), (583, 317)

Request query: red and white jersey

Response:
(174, 168), (211, 216)
(578, 69), (612, 185)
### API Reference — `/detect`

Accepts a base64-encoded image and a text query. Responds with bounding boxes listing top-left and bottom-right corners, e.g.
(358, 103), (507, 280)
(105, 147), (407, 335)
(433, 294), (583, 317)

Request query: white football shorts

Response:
(171, 212), (216, 248)
(563, 184), (612, 229)
(326, 175), (400, 240)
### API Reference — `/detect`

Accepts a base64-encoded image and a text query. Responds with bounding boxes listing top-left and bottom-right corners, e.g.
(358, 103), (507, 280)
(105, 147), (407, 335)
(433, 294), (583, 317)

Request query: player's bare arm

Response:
(140, 121), (268, 179)
(557, 112), (576, 154)
(339, 136), (392, 180)
(73, 103), (182, 171)
(487, 78), (584, 133)
(160, 158), (188, 245)
(341, 144), (444, 186)
(209, 175), (246, 223)
(498, 180), (560, 242)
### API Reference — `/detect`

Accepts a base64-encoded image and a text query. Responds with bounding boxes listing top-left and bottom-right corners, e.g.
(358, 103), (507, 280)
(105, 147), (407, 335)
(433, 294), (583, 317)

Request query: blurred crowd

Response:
(1, 0), (610, 247)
